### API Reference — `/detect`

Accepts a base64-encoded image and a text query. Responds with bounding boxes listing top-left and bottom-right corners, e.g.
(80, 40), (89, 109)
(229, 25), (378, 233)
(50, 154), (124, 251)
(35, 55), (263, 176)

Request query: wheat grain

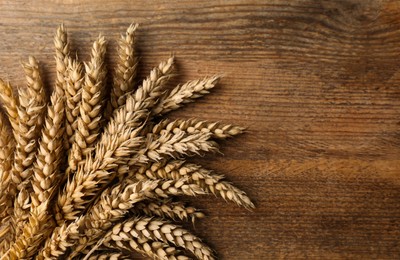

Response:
(102, 217), (215, 260)
(152, 76), (220, 115)
(68, 35), (107, 173)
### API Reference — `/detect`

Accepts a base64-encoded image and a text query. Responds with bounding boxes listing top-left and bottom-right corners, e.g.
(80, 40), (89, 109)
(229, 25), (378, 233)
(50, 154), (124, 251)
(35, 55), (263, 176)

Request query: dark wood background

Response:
(1, 0), (400, 259)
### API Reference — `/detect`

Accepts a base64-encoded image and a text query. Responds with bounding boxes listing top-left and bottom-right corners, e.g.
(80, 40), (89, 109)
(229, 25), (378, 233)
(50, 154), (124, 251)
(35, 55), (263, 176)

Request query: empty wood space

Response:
(0, 0), (399, 259)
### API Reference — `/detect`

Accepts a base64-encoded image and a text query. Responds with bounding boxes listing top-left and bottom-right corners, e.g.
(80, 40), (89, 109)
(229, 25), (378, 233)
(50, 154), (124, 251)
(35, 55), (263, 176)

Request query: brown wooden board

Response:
(0, 0), (399, 259)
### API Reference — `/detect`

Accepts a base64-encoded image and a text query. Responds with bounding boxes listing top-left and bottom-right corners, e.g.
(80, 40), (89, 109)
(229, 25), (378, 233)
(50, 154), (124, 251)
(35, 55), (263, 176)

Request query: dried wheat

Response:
(102, 217), (214, 260)
(101, 236), (189, 260)
(0, 80), (19, 132)
(133, 130), (218, 164)
(152, 76), (219, 115)
(136, 160), (254, 209)
(68, 35), (107, 173)
(56, 124), (144, 223)
(104, 23), (139, 119)
(3, 202), (54, 259)
(30, 90), (65, 209)
(54, 23), (70, 96)
(65, 57), (84, 147)
(131, 199), (205, 222)
(0, 113), (14, 255)
(152, 118), (245, 139)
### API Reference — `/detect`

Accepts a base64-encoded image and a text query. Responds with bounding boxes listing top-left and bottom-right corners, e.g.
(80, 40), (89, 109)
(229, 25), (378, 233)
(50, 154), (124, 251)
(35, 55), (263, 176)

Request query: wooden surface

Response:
(1, 0), (400, 259)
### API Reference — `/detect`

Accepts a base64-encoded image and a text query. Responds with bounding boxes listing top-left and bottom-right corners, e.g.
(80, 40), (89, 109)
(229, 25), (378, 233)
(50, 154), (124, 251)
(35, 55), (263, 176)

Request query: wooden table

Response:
(0, 0), (399, 259)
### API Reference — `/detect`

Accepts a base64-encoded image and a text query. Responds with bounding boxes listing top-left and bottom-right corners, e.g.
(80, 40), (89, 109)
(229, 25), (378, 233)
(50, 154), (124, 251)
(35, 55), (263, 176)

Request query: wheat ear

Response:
(30, 90), (65, 209)
(152, 75), (220, 115)
(104, 23), (139, 119)
(12, 56), (47, 190)
(131, 199), (205, 222)
(86, 251), (131, 260)
(133, 130), (218, 164)
(54, 23), (70, 95)
(100, 236), (189, 260)
(102, 217), (215, 260)
(68, 35), (107, 173)
(136, 160), (255, 209)
(152, 118), (245, 139)
(0, 80), (19, 132)
(0, 113), (15, 255)
(65, 57), (84, 147)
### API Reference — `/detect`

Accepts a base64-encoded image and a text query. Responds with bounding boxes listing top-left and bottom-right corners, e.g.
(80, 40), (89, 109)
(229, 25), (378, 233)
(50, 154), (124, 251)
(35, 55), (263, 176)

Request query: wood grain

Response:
(0, 0), (400, 259)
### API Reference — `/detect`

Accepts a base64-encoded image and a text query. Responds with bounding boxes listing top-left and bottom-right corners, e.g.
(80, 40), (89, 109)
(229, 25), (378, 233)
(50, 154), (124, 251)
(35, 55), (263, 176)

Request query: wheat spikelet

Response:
(12, 188), (30, 238)
(152, 118), (245, 139)
(152, 76), (220, 115)
(131, 199), (205, 222)
(136, 160), (254, 209)
(0, 80), (19, 132)
(68, 35), (107, 173)
(65, 57), (84, 147)
(102, 217), (215, 260)
(104, 23), (139, 119)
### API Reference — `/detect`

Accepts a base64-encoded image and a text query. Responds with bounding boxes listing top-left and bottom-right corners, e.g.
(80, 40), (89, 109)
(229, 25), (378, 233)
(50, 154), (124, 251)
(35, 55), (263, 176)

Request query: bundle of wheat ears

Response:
(0, 23), (254, 259)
